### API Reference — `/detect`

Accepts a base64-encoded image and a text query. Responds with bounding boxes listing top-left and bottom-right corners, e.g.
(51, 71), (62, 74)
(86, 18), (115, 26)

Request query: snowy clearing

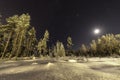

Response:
(0, 57), (120, 80)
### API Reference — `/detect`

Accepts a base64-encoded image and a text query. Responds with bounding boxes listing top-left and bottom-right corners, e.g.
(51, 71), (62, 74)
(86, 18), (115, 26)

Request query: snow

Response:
(32, 62), (38, 65)
(68, 59), (77, 62)
(0, 57), (120, 80)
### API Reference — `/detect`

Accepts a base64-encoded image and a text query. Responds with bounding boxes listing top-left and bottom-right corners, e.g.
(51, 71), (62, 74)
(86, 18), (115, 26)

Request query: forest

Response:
(0, 14), (120, 60)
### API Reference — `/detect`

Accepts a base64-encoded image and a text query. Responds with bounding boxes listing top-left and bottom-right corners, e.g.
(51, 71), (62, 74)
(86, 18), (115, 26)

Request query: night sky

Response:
(0, 0), (120, 49)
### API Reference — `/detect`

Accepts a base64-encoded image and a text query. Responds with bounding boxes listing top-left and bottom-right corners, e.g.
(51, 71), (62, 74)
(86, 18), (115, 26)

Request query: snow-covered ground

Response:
(0, 57), (120, 80)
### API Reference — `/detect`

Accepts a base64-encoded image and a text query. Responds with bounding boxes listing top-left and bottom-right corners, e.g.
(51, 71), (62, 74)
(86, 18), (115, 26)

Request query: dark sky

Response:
(0, 0), (120, 49)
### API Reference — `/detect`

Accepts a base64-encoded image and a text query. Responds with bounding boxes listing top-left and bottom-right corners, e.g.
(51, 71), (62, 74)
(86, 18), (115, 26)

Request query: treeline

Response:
(0, 14), (120, 60)
(0, 14), (73, 59)
(77, 34), (120, 57)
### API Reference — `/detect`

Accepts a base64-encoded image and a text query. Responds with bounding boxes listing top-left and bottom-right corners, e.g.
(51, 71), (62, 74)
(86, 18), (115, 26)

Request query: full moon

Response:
(94, 28), (100, 34)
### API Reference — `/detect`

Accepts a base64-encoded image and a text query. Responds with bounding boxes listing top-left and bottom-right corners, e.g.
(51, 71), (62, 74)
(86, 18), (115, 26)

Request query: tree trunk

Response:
(15, 31), (24, 60)
(9, 32), (19, 59)
(1, 31), (12, 59)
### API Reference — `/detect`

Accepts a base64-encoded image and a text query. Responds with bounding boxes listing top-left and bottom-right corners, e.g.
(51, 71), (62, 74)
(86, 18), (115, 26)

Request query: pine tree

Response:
(90, 40), (97, 56)
(23, 27), (37, 57)
(54, 41), (65, 57)
(0, 24), (15, 59)
(37, 30), (49, 56)
(67, 36), (73, 49)
(67, 36), (73, 56)
(7, 14), (31, 59)
(80, 44), (88, 56)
